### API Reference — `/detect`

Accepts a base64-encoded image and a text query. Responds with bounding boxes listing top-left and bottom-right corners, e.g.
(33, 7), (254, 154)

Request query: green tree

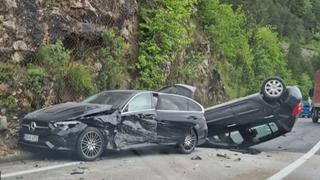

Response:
(251, 27), (292, 91)
(298, 73), (312, 98)
(198, 0), (254, 97)
(133, 0), (196, 89)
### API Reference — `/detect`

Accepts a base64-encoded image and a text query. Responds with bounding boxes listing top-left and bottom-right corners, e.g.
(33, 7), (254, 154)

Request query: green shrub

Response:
(35, 40), (70, 101)
(167, 51), (204, 83)
(0, 62), (16, 83)
(0, 95), (17, 109)
(41, 0), (59, 8)
(98, 29), (126, 90)
(66, 65), (96, 96)
(35, 40), (70, 76)
(22, 65), (47, 109)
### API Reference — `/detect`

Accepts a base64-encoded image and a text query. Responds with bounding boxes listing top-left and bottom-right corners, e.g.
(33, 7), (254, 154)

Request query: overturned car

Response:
(19, 77), (302, 161)
(204, 77), (302, 148)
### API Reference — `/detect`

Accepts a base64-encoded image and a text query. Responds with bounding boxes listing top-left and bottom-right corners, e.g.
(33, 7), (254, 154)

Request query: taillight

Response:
(292, 103), (302, 117)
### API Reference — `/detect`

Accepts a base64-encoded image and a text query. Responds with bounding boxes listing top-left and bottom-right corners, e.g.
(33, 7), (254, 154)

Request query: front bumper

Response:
(18, 122), (87, 151)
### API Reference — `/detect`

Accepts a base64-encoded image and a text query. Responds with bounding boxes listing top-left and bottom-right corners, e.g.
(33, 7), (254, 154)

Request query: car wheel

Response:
(261, 77), (286, 101)
(312, 109), (319, 123)
(76, 127), (105, 161)
(178, 129), (197, 154)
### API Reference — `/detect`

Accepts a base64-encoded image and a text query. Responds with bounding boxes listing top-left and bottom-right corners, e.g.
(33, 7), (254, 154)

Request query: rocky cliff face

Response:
(0, 0), (138, 63)
(0, 0), (227, 107)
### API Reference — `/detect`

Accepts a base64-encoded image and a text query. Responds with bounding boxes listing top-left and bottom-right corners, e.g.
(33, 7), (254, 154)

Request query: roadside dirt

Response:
(0, 120), (21, 156)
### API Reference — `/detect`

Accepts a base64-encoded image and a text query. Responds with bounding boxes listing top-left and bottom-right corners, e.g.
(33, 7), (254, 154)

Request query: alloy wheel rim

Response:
(81, 131), (102, 158)
(265, 79), (283, 97)
(183, 130), (196, 151)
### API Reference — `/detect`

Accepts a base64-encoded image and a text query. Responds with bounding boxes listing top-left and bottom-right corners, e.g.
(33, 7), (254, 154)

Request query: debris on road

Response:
(225, 165), (231, 168)
(234, 157), (241, 161)
(266, 155), (272, 157)
(230, 148), (261, 155)
(33, 164), (39, 168)
(70, 171), (85, 175)
(191, 155), (202, 160)
(216, 153), (230, 159)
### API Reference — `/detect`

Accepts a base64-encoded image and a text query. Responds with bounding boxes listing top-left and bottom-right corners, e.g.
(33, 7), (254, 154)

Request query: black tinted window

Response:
(188, 100), (202, 111)
(158, 95), (188, 111)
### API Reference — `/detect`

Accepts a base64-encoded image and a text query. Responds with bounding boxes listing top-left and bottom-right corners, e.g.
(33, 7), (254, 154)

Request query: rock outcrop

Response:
(0, 0), (138, 62)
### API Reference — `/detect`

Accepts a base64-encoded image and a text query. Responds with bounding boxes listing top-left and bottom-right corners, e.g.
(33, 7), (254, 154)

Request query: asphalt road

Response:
(0, 118), (320, 180)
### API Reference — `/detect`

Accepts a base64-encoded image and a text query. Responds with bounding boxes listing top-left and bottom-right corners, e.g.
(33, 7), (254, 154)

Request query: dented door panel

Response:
(116, 110), (158, 148)
(156, 110), (198, 143)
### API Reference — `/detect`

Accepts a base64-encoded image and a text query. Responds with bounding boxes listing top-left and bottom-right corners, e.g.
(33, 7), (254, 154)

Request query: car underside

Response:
(204, 86), (301, 148)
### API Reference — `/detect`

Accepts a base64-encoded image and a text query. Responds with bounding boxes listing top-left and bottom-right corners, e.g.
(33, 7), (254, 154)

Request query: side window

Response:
(188, 100), (202, 111)
(250, 122), (279, 139)
(207, 122), (280, 146)
(126, 93), (152, 112)
(158, 95), (188, 111)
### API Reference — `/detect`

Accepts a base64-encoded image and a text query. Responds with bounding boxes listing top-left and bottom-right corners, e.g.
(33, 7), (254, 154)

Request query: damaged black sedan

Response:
(19, 91), (207, 161)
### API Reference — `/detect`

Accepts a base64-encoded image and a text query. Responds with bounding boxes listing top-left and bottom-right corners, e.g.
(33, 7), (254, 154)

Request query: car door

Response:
(118, 92), (157, 147)
(156, 94), (198, 143)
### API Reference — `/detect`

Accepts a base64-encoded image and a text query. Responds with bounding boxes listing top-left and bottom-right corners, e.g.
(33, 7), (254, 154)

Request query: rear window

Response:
(158, 95), (188, 111)
(157, 95), (202, 111)
(188, 100), (202, 111)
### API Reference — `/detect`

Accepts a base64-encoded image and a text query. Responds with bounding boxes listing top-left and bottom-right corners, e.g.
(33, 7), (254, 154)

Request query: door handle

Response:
(187, 115), (198, 120)
(158, 120), (169, 125)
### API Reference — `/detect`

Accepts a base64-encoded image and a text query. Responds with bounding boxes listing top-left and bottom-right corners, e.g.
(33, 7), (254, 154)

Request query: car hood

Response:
(24, 102), (114, 122)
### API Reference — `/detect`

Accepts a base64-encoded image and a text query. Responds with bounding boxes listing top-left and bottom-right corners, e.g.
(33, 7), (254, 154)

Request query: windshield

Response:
(82, 91), (134, 108)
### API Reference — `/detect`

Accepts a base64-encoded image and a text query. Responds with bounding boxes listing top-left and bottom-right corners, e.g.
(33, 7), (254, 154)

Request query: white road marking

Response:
(267, 140), (320, 180)
(1, 161), (82, 179)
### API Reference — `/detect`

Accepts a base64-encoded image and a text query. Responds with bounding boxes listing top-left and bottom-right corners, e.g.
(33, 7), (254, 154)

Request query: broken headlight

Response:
(53, 121), (81, 130)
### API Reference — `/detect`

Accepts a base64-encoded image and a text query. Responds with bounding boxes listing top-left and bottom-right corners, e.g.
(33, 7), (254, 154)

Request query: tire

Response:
(312, 109), (319, 123)
(261, 77), (286, 101)
(76, 127), (105, 161)
(178, 129), (197, 154)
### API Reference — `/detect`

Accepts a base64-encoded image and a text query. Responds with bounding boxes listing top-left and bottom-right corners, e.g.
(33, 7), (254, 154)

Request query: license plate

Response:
(24, 134), (39, 142)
